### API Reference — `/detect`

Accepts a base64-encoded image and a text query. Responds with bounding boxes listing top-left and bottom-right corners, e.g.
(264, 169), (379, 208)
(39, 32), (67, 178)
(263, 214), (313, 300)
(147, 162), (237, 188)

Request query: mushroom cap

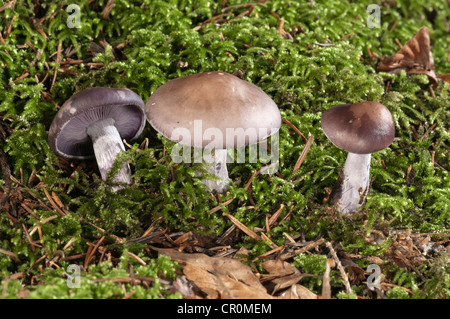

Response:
(48, 87), (145, 160)
(145, 71), (281, 149)
(321, 101), (395, 154)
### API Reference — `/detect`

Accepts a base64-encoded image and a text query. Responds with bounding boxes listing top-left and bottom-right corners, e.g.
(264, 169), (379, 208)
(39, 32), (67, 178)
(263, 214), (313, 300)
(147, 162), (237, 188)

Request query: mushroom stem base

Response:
(332, 152), (371, 214)
(200, 149), (229, 193)
(86, 118), (132, 191)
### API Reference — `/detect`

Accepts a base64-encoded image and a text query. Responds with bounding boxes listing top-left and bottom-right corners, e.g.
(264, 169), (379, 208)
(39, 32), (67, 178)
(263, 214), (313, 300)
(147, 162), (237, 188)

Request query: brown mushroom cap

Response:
(145, 71), (281, 149)
(321, 101), (395, 154)
(48, 87), (145, 160)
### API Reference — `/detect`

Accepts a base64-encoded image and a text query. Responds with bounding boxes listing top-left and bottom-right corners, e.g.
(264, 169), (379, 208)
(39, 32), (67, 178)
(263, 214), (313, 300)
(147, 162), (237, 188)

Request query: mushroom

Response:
(321, 101), (395, 214)
(145, 71), (281, 193)
(48, 87), (146, 191)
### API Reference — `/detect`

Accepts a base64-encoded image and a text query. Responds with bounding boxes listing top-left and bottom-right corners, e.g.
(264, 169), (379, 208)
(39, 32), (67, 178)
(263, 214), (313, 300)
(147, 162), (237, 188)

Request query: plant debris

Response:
(376, 26), (450, 87)
(1, 0), (449, 300)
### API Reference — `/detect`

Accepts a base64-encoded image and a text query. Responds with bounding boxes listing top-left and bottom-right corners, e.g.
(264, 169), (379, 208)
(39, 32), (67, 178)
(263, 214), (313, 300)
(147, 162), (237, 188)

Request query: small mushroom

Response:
(48, 87), (145, 191)
(145, 71), (281, 193)
(321, 101), (395, 214)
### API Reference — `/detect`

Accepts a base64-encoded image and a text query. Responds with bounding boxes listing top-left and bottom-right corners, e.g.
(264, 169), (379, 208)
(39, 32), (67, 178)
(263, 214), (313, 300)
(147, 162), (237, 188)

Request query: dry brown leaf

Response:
(182, 263), (221, 299)
(438, 73), (450, 84)
(377, 26), (438, 84)
(279, 284), (318, 299)
(154, 247), (274, 299)
(261, 259), (303, 294)
(216, 274), (274, 299)
(377, 26), (434, 73)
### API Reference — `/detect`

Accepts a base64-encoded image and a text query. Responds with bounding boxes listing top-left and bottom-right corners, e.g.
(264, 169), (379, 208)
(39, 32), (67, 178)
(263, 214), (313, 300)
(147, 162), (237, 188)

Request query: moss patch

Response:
(1, 0), (449, 299)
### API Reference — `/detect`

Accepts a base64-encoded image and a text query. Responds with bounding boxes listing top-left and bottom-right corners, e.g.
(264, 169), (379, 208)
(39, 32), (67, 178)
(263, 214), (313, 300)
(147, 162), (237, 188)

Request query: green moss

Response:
(386, 287), (410, 299)
(1, 0), (449, 298)
(1, 254), (180, 299)
(292, 253), (328, 293)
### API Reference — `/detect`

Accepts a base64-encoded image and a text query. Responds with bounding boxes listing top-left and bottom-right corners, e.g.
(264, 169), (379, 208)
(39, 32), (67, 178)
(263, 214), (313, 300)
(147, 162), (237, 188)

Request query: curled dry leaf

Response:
(377, 27), (435, 73)
(438, 73), (450, 84)
(261, 259), (303, 294)
(280, 284), (318, 299)
(377, 26), (440, 84)
(153, 247), (273, 299)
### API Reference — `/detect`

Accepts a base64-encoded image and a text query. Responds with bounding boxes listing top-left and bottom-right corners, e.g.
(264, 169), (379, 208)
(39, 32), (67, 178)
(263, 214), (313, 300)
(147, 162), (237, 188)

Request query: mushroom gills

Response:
(332, 152), (371, 214)
(86, 117), (132, 191)
(197, 149), (229, 193)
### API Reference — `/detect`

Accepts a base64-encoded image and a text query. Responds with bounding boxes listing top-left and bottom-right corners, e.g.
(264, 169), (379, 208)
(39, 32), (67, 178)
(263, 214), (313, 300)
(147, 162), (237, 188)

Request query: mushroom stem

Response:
(332, 152), (371, 214)
(86, 118), (132, 191)
(201, 149), (229, 193)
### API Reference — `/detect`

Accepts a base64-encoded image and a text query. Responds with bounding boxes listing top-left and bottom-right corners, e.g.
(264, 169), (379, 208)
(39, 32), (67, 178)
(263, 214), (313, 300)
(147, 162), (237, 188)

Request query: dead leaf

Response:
(280, 284), (318, 299)
(153, 247), (274, 299)
(216, 273), (273, 299)
(261, 259), (303, 294)
(377, 26), (438, 84)
(438, 73), (450, 84)
(182, 263), (221, 299)
(378, 26), (434, 72)
(335, 249), (366, 285)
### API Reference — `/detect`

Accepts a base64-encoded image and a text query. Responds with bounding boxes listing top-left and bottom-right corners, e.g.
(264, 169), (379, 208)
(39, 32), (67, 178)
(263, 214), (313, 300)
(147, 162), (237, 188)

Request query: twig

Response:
(0, 146), (11, 212)
(221, 2), (257, 12)
(367, 46), (373, 62)
(389, 19), (398, 32)
(293, 136), (314, 173)
(280, 237), (325, 260)
(420, 123), (437, 141)
(252, 245), (285, 261)
(326, 242), (353, 295)
(43, 187), (66, 216)
(244, 168), (261, 191)
(268, 204), (284, 228)
(0, 1), (17, 13)
(50, 42), (62, 91)
(84, 236), (105, 269)
(209, 197), (235, 214)
(127, 251), (146, 266)
(91, 275), (170, 285)
(260, 232), (278, 249)
(102, 0), (115, 19)
(282, 118), (308, 142)
(339, 33), (355, 41)
(0, 248), (19, 262)
(4, 15), (16, 38)
(223, 212), (261, 241)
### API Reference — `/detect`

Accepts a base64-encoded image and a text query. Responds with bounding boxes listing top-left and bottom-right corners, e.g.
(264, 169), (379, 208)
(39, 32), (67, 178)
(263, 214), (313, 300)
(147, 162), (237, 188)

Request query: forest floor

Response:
(0, 0), (449, 300)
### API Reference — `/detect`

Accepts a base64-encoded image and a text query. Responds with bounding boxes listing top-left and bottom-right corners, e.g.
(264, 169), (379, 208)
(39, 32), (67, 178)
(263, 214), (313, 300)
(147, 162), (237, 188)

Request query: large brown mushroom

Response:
(321, 101), (395, 214)
(145, 71), (281, 193)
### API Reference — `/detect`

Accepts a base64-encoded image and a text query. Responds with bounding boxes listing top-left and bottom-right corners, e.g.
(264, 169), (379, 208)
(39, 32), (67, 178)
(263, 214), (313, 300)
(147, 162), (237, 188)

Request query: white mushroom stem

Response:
(200, 149), (229, 193)
(86, 118), (132, 191)
(332, 152), (371, 214)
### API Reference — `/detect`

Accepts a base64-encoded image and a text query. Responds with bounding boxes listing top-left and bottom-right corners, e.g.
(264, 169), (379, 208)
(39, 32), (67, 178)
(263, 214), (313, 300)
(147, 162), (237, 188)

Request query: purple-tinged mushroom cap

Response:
(48, 87), (145, 191)
(49, 87), (145, 160)
(320, 101), (395, 214)
(321, 101), (395, 155)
